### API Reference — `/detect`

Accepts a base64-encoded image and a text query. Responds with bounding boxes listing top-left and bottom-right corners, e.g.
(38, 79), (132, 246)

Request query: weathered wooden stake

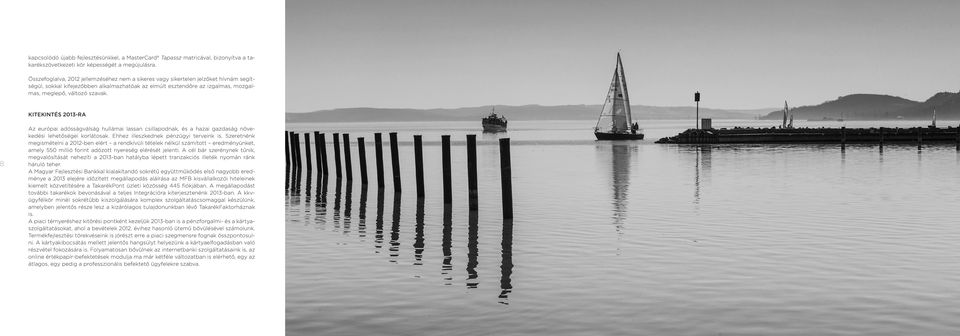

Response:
(414, 135), (425, 197)
(499, 138), (513, 219)
(285, 131), (291, 171)
(841, 126), (846, 150)
(293, 133), (302, 194)
(879, 127), (884, 150)
(358, 137), (368, 185)
(293, 132), (303, 171)
(467, 134), (478, 210)
(343, 133), (353, 180)
(442, 135), (452, 204)
(918, 127), (923, 151)
(304, 133), (313, 173)
(288, 132), (297, 171)
(374, 133), (385, 188)
(315, 131), (326, 176)
(333, 133), (342, 179)
(389, 132), (401, 192)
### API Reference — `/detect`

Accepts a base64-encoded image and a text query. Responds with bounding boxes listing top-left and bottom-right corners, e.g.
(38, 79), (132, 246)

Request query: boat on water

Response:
(482, 107), (507, 132)
(594, 52), (643, 140)
(782, 101), (794, 129)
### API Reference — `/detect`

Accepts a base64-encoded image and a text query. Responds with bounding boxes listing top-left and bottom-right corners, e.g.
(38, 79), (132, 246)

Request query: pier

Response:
(656, 126), (960, 145)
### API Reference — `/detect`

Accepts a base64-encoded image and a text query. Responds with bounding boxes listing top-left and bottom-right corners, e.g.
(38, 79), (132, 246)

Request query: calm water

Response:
(286, 119), (960, 335)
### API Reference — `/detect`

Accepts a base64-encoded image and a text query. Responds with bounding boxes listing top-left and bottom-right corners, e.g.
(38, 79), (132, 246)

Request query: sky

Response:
(287, 0), (960, 112)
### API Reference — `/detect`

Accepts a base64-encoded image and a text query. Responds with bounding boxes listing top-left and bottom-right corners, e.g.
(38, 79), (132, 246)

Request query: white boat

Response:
(594, 52), (643, 140)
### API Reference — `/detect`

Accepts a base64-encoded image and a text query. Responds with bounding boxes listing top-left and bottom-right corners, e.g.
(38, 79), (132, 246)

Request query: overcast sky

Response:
(287, 0), (960, 112)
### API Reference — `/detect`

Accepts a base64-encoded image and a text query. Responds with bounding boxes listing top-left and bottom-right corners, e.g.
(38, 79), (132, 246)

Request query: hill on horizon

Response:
(761, 91), (960, 121)
(286, 104), (772, 123)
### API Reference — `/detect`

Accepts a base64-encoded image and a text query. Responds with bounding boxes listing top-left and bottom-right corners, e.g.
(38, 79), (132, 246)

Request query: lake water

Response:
(286, 119), (960, 335)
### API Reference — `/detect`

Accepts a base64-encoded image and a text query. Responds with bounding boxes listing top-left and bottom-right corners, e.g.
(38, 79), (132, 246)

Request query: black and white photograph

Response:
(285, 1), (960, 335)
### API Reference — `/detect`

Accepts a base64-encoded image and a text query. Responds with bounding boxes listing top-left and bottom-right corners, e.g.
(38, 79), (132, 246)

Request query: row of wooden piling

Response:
(286, 131), (513, 218)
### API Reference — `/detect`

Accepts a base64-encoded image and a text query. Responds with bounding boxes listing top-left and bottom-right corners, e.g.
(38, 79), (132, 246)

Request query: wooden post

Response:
(304, 133), (313, 174)
(333, 133), (342, 179)
(414, 135), (425, 197)
(285, 132), (291, 193)
(293, 133), (302, 195)
(288, 132), (297, 171)
(358, 137), (368, 185)
(314, 131), (326, 176)
(374, 133), (385, 188)
(293, 132), (302, 171)
(499, 138), (513, 219)
(879, 127), (884, 150)
(285, 131), (291, 172)
(442, 135), (452, 204)
(841, 126), (846, 150)
(918, 127), (923, 151)
(466, 134), (478, 210)
(343, 133), (353, 181)
(389, 132), (401, 192)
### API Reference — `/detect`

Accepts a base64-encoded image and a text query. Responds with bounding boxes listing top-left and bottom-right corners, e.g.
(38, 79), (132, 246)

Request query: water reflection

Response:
(304, 172), (313, 201)
(466, 210), (479, 289)
(413, 198), (425, 265)
(285, 168), (291, 197)
(333, 180), (342, 230)
(358, 185), (368, 239)
(374, 188), (384, 253)
(343, 180), (353, 235)
(609, 144), (631, 235)
(293, 165), (303, 196)
(315, 176), (328, 229)
(694, 145), (712, 205)
(389, 193), (401, 263)
(288, 157), (519, 302)
(441, 205), (453, 285)
(498, 219), (514, 305)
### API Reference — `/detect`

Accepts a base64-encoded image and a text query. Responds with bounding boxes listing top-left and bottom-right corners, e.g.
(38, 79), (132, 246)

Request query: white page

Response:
(0, 1), (284, 335)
